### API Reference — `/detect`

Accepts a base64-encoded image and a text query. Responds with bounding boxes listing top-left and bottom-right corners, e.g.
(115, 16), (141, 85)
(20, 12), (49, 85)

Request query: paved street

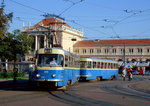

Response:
(0, 75), (150, 106)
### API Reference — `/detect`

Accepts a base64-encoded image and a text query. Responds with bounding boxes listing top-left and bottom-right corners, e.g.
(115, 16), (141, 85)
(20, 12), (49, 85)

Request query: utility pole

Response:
(42, 13), (65, 48)
(123, 40), (126, 67)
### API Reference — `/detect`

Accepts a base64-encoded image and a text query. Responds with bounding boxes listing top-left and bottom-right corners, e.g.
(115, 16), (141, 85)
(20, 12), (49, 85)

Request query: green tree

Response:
(4, 30), (33, 82)
(0, 0), (13, 59)
(0, 0), (33, 82)
(0, 0), (13, 38)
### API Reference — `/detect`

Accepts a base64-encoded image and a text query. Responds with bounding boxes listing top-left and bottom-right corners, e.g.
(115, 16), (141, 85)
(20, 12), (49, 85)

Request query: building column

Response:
(35, 35), (38, 51)
(44, 35), (47, 48)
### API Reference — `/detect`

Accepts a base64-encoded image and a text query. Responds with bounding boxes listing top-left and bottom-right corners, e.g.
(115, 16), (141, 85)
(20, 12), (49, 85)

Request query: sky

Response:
(3, 0), (150, 40)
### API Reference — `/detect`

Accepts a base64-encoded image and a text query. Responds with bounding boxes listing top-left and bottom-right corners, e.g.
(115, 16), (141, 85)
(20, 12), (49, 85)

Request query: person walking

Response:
(122, 68), (126, 81)
(143, 68), (145, 76)
(127, 68), (132, 81)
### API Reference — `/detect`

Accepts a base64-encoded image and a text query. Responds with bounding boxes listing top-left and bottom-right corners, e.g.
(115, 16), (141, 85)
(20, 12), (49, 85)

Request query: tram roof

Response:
(80, 57), (117, 63)
(37, 48), (79, 57)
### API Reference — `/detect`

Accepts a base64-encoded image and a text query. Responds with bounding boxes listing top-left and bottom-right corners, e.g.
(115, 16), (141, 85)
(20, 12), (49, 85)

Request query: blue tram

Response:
(30, 48), (80, 88)
(80, 58), (118, 81)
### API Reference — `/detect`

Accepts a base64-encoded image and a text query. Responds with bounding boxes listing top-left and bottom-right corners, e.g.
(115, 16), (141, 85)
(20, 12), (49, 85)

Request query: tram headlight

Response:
(36, 74), (40, 77)
(52, 74), (56, 78)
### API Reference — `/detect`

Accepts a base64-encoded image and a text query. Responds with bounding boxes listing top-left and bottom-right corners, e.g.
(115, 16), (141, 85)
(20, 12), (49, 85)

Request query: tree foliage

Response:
(0, 1), (33, 61)
(0, 0), (13, 38)
(0, 30), (34, 61)
(0, 1), (34, 82)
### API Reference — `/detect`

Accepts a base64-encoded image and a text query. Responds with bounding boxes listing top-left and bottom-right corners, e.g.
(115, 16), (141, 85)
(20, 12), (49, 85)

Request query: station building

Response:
(73, 39), (150, 72)
(23, 18), (84, 60)
(22, 17), (150, 73)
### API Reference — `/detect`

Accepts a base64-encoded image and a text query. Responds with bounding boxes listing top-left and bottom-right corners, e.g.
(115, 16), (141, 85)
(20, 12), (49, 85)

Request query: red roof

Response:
(74, 39), (150, 47)
(34, 18), (70, 27)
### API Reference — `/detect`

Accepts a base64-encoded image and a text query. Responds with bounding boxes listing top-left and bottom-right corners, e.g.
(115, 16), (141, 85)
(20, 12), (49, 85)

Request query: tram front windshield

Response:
(80, 61), (92, 68)
(37, 54), (64, 67)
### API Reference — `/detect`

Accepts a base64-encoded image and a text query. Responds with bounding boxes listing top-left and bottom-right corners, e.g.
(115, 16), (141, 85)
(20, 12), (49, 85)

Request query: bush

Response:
(17, 72), (24, 77)
(0, 72), (25, 79)
(7, 72), (14, 78)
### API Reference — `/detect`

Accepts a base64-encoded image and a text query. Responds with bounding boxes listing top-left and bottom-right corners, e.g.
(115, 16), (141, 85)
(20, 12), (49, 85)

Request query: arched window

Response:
(118, 59), (123, 61)
(146, 59), (150, 61)
(132, 59), (137, 62)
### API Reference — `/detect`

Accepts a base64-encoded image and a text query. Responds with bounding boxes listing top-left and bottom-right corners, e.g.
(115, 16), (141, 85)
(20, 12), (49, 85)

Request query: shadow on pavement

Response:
(0, 79), (57, 91)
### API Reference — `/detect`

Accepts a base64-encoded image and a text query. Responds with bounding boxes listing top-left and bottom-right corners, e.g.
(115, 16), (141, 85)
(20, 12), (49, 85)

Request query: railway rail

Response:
(0, 75), (150, 105)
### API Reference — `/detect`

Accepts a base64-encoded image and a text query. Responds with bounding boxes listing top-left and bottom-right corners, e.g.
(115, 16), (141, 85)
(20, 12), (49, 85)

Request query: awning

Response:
(118, 61), (150, 67)
(136, 62), (150, 67)
(125, 62), (137, 66)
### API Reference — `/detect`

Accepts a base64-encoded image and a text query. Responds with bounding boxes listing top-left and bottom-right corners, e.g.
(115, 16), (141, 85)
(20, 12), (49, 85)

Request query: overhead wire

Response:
(59, 0), (85, 16)
(9, 0), (46, 14)
(7, 0), (150, 40)
(113, 8), (150, 26)
(68, 20), (114, 37)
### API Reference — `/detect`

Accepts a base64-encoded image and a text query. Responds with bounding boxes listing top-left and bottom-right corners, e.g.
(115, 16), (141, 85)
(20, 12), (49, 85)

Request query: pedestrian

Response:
(127, 68), (132, 81)
(122, 68), (126, 81)
(143, 68), (145, 76)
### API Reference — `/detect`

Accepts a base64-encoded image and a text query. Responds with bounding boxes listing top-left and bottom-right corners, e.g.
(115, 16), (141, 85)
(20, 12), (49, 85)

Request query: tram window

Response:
(101, 62), (103, 68)
(68, 56), (70, 67)
(65, 55), (69, 67)
(114, 64), (116, 69)
(103, 63), (105, 69)
(113, 63), (116, 69)
(108, 63), (110, 69)
(93, 62), (96, 68)
(69, 56), (72, 67)
(111, 63), (113, 69)
(37, 54), (63, 67)
(88, 62), (92, 68)
(111, 63), (114, 69)
(76, 60), (80, 68)
(97, 62), (100, 68)
(70, 57), (74, 67)
(57, 55), (64, 67)
(110, 63), (112, 69)
(80, 61), (92, 68)
(80, 61), (86, 68)
(75, 58), (79, 68)
(105, 63), (107, 69)
(72, 57), (74, 67)
(86, 61), (92, 68)
(116, 64), (118, 69)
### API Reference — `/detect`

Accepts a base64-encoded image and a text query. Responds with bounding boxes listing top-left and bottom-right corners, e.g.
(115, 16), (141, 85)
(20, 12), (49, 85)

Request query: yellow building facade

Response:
(23, 18), (84, 61)
(73, 39), (150, 68)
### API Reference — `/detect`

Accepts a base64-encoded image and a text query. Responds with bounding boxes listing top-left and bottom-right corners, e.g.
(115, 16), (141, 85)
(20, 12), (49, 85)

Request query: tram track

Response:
(101, 77), (150, 101)
(48, 90), (115, 106)
(102, 84), (150, 101)
(0, 76), (149, 105)
(48, 76), (150, 106)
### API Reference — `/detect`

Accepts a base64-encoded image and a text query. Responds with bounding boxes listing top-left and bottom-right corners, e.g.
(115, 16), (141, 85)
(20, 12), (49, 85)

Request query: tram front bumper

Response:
(36, 79), (64, 82)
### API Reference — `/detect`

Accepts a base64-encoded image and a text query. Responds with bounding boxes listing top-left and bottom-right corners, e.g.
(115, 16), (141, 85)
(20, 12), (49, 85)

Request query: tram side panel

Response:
(80, 58), (118, 81)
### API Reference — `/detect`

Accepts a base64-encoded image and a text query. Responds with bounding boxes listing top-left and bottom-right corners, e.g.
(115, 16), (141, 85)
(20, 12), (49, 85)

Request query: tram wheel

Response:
(67, 80), (71, 86)
(96, 77), (101, 81)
